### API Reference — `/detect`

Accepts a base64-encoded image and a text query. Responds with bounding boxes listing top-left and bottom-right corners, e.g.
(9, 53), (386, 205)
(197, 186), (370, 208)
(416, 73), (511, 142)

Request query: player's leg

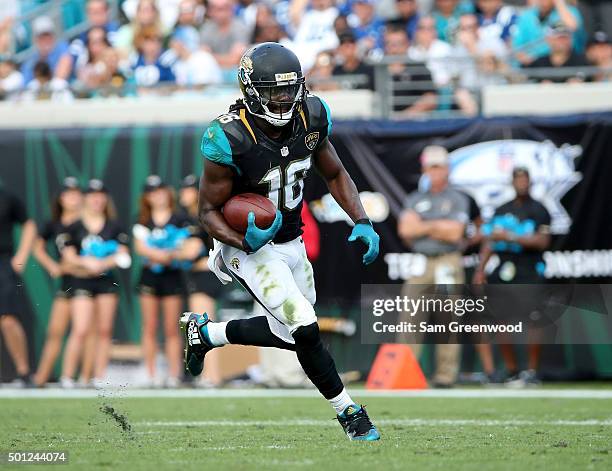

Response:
(188, 290), (222, 386)
(285, 239), (379, 439)
(61, 294), (94, 386)
(140, 293), (160, 382)
(226, 242), (379, 439)
(92, 293), (118, 383)
(0, 314), (30, 377)
(34, 296), (71, 386)
(161, 294), (183, 386)
(78, 320), (97, 386)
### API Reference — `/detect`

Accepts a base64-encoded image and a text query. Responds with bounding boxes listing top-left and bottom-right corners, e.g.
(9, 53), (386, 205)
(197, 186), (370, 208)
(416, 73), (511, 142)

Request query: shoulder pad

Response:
(216, 111), (256, 155)
(304, 94), (332, 138)
(201, 114), (252, 174)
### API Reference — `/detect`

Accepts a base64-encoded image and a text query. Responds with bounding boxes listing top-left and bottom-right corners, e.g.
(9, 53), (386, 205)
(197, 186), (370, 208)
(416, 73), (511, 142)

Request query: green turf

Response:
(1, 395), (612, 470)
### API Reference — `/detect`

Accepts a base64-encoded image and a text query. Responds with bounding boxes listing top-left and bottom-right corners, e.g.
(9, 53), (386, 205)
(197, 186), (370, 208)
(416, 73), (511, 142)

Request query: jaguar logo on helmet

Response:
(238, 42), (306, 128)
(238, 55), (253, 85)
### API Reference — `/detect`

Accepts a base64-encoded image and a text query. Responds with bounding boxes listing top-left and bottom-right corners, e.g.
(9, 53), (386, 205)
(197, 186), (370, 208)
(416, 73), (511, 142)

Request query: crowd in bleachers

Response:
(0, 0), (610, 113)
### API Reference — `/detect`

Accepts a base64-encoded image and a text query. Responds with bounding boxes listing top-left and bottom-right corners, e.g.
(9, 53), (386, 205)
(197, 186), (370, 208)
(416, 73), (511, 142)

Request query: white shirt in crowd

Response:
(292, 6), (339, 72)
(408, 39), (453, 87)
(0, 69), (24, 99)
(172, 50), (223, 87)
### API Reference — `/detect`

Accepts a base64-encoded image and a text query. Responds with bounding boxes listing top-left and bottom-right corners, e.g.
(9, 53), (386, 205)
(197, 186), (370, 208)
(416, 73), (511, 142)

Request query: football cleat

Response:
(337, 404), (381, 441)
(179, 312), (214, 377)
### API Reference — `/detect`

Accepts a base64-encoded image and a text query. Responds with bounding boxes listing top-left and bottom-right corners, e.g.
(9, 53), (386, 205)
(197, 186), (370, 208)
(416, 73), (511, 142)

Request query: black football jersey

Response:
(200, 94), (332, 243)
(64, 219), (129, 255)
(39, 220), (73, 258)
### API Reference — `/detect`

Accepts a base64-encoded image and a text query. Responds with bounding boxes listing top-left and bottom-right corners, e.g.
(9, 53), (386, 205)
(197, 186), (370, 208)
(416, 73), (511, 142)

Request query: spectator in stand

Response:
(69, 0), (121, 80)
(172, 0), (202, 36)
(476, 0), (516, 44)
(236, 0), (260, 36)
(131, 26), (176, 89)
(21, 16), (73, 84)
(384, 24), (438, 115)
(586, 31), (612, 82)
(75, 27), (113, 91)
(512, 0), (585, 66)
(394, 0), (420, 41)
(432, 0), (475, 43)
(80, 0), (120, 45)
(578, 0), (612, 41)
(332, 31), (375, 90)
(290, 0), (339, 72)
(115, 0), (163, 58)
(408, 15), (453, 88)
(334, 14), (351, 37)
(307, 51), (338, 91)
(22, 61), (74, 102)
(0, 56), (24, 100)
(526, 22), (589, 83)
(95, 47), (127, 95)
(169, 25), (222, 87)
(0, 3), (15, 55)
(452, 13), (508, 88)
(200, 0), (249, 74)
(347, 0), (386, 55)
(122, 0), (184, 32)
(252, 16), (294, 48)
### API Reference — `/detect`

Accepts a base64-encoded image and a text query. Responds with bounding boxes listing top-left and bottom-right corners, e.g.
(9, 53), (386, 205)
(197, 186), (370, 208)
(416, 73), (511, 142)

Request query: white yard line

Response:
(1, 388), (612, 399)
(135, 418), (612, 427)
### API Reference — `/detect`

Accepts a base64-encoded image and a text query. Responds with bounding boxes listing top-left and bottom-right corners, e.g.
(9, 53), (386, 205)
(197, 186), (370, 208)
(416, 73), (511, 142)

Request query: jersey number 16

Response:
(259, 156), (312, 211)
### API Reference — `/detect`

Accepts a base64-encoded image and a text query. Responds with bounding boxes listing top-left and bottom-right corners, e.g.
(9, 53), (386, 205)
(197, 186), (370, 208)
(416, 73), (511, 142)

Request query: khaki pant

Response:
(398, 252), (465, 386)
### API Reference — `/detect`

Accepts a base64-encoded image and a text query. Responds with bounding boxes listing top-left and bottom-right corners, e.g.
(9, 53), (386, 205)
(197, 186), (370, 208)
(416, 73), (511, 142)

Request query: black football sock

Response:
(291, 322), (344, 400)
(225, 316), (295, 351)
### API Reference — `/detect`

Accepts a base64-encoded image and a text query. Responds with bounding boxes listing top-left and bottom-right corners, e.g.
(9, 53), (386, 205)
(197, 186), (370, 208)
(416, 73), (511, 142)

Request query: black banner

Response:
(1, 112), (612, 379)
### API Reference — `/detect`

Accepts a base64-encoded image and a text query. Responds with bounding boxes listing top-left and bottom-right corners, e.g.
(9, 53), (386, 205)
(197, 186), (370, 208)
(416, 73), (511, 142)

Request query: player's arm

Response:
(314, 137), (379, 265)
(398, 210), (430, 242)
(198, 159), (246, 251)
(313, 137), (368, 222)
(473, 242), (493, 284)
(426, 220), (465, 243)
(514, 231), (551, 251)
(12, 219), (36, 274)
(32, 237), (62, 278)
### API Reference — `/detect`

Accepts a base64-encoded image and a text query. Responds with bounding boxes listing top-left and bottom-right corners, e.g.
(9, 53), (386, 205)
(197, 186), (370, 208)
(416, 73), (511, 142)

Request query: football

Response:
(223, 193), (276, 233)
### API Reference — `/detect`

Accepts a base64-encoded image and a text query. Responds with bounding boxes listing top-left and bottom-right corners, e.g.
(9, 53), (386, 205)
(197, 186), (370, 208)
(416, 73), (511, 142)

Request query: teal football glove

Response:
(348, 219), (380, 265)
(242, 210), (283, 253)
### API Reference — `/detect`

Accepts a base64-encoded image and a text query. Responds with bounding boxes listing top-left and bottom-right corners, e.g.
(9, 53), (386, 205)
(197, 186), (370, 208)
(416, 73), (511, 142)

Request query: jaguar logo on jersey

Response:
(446, 140), (582, 234)
(230, 257), (240, 271)
(305, 132), (320, 151)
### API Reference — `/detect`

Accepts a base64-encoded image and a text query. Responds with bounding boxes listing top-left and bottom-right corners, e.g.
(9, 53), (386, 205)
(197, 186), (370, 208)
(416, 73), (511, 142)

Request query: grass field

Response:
(1, 389), (612, 470)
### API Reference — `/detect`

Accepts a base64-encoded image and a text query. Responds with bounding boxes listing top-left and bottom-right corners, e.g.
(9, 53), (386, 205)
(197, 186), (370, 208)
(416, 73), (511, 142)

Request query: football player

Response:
(180, 43), (380, 441)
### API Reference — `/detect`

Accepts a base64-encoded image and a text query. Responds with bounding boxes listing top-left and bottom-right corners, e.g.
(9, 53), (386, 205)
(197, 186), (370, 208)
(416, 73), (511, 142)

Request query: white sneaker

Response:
(91, 378), (107, 390)
(60, 377), (76, 389)
(166, 377), (181, 389)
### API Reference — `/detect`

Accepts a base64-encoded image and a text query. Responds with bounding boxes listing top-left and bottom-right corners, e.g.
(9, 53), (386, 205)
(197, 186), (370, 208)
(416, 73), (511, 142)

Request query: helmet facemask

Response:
(241, 68), (306, 127)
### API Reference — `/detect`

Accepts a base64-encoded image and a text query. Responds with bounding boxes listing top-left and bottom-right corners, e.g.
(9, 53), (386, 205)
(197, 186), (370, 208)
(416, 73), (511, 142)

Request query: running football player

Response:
(180, 43), (381, 441)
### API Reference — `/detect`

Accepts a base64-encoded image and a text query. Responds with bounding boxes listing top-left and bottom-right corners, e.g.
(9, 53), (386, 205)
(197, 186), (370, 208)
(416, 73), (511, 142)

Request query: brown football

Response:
(223, 193), (276, 233)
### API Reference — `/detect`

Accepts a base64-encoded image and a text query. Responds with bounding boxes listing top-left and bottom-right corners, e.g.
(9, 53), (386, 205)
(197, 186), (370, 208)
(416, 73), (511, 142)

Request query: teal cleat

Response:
(337, 404), (381, 441)
(179, 312), (214, 377)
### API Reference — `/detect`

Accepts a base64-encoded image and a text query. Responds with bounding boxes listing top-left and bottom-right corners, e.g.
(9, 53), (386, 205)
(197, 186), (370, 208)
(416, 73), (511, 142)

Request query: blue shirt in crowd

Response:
(512, 6), (586, 61)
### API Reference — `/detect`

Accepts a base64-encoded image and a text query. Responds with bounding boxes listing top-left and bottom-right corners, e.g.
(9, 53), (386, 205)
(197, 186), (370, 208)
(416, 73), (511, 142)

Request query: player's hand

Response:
(472, 269), (487, 285)
(243, 210), (282, 253)
(348, 221), (380, 265)
(11, 255), (27, 274)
